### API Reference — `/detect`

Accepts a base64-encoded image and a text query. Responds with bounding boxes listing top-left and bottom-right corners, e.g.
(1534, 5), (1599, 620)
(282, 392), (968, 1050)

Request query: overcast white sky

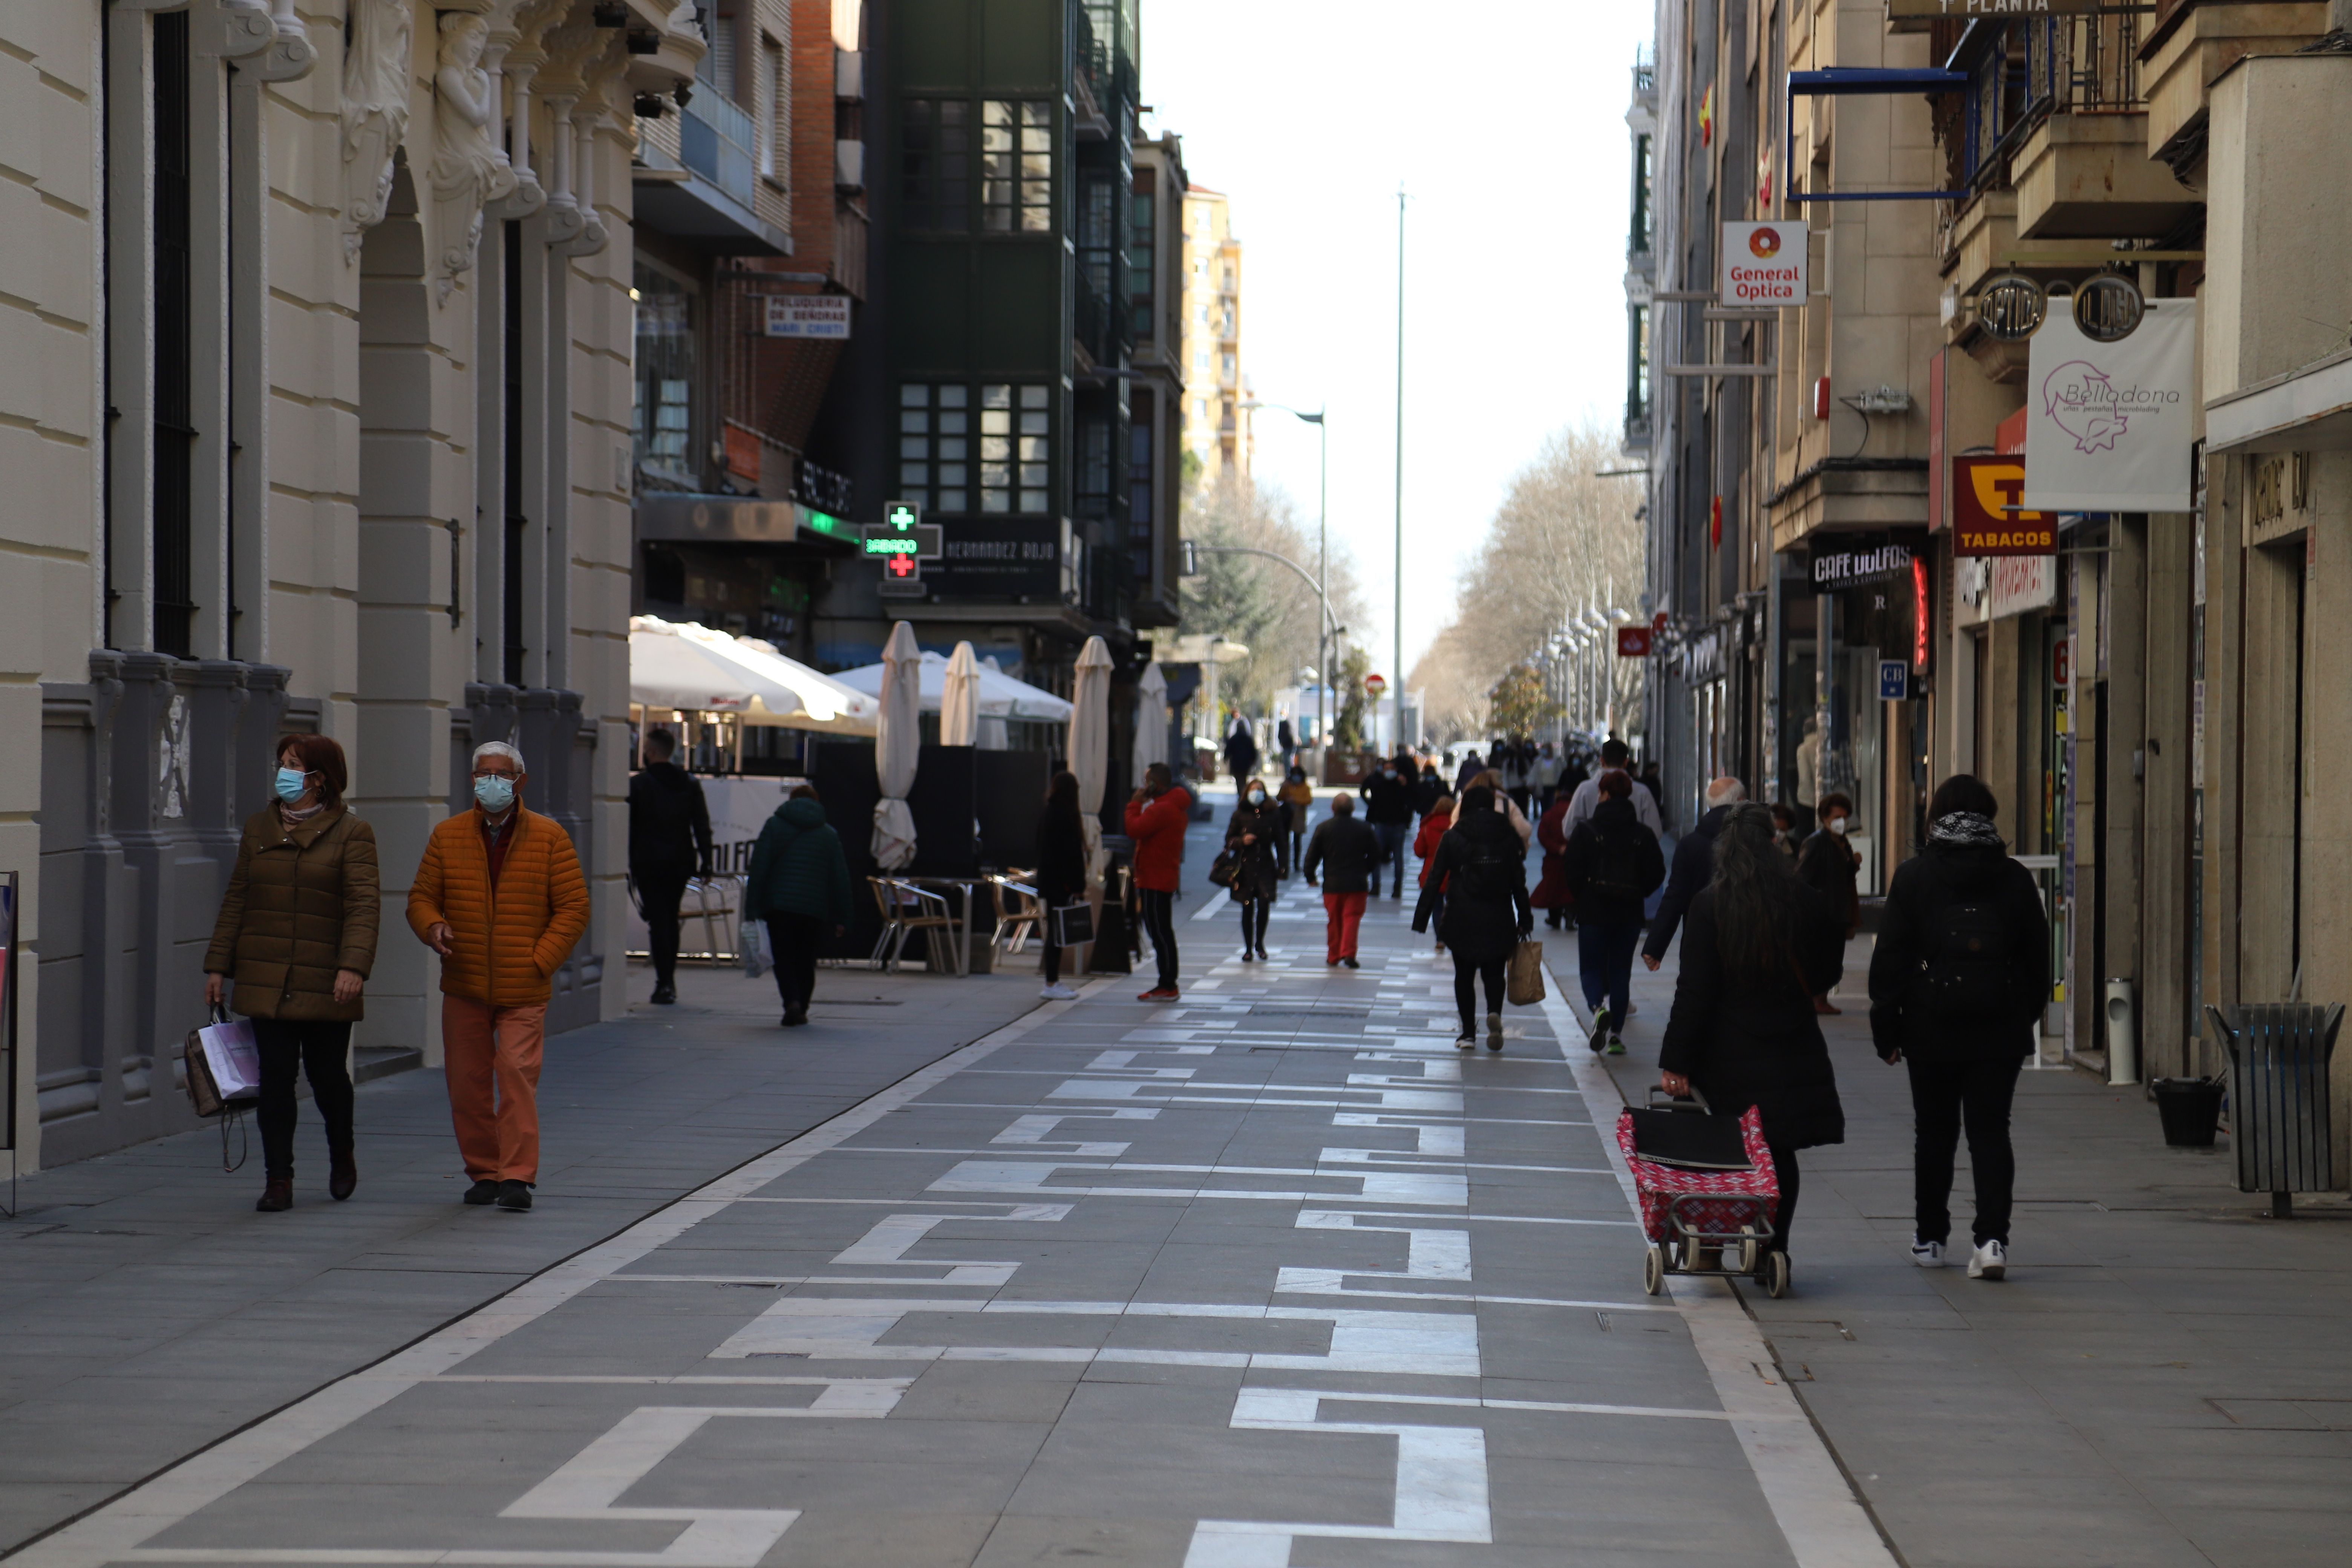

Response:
(1138, 1), (1652, 682)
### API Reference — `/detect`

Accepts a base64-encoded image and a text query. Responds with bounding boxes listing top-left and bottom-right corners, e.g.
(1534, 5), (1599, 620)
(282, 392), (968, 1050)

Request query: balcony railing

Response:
(1951, 14), (2146, 193)
(680, 89), (758, 213)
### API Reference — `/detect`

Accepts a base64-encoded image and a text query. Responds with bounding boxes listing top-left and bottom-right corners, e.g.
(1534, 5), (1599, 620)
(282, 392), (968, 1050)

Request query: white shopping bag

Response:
(198, 1016), (262, 1102)
(738, 914), (770, 979)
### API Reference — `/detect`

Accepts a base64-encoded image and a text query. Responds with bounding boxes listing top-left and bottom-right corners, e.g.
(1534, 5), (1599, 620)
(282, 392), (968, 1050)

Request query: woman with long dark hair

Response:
(1035, 770), (1090, 1000)
(1412, 784), (1533, 1050)
(1225, 778), (1284, 960)
(1657, 803), (1846, 1277)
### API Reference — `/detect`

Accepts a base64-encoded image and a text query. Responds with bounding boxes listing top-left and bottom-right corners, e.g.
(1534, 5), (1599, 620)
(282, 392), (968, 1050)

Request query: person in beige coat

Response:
(204, 735), (380, 1212)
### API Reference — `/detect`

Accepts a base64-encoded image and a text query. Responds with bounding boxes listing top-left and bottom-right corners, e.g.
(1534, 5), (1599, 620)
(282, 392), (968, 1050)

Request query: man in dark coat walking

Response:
(1223, 714), (1259, 798)
(1795, 790), (1863, 1014)
(1868, 774), (2049, 1282)
(1641, 776), (1744, 971)
(1303, 793), (1383, 967)
(1358, 755), (1417, 899)
(628, 728), (713, 1006)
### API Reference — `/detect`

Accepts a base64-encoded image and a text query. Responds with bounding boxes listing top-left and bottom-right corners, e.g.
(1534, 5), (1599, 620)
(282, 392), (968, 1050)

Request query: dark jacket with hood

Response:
(1561, 796), (1667, 926)
(1224, 796), (1285, 901)
(1410, 806), (1532, 963)
(1360, 769), (1416, 825)
(1304, 812), (1384, 895)
(627, 761), (714, 880)
(1642, 802), (1732, 962)
(746, 797), (852, 924)
(1796, 826), (1862, 936)
(1658, 884), (1847, 1150)
(1034, 798), (1089, 905)
(1867, 829), (2050, 1063)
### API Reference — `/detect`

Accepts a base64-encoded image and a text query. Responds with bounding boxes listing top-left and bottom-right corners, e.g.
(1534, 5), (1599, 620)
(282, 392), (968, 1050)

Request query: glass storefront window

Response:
(633, 265), (695, 490)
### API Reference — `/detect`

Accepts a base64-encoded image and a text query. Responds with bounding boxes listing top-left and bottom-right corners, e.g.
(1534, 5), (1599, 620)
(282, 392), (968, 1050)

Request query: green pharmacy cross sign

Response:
(864, 500), (943, 595)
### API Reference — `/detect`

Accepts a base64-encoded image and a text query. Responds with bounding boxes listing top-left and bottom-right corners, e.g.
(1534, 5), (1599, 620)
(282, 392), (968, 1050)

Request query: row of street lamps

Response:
(1539, 604), (1635, 751)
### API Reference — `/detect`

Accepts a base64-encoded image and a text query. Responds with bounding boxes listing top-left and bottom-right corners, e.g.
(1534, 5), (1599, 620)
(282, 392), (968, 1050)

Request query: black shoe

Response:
(329, 1147), (357, 1202)
(1340, 956), (1359, 969)
(782, 1007), (808, 1027)
(496, 1180), (533, 1211)
(649, 984), (677, 1005)
(463, 1178), (501, 1206)
(256, 1177), (293, 1213)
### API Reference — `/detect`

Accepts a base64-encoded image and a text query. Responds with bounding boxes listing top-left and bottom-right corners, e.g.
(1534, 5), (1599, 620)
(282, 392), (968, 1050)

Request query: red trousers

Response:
(443, 996), (547, 1184)
(1323, 892), (1366, 963)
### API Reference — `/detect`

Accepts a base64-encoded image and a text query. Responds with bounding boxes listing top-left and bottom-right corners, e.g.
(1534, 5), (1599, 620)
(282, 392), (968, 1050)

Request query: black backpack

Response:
(1914, 889), (2021, 1020)
(1584, 819), (1650, 901)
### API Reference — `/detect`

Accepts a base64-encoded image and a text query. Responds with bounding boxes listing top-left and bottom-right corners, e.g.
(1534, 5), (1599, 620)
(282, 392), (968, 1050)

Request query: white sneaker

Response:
(1039, 984), (1079, 1000)
(1911, 1238), (1945, 1269)
(1966, 1239), (2007, 1280)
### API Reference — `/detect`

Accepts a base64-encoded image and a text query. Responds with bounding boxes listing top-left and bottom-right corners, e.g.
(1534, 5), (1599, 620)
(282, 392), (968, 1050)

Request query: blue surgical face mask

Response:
(473, 775), (516, 813)
(274, 767), (309, 803)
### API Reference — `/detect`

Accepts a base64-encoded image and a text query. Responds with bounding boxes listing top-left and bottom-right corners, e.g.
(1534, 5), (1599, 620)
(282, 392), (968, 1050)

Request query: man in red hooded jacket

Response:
(1123, 762), (1191, 999)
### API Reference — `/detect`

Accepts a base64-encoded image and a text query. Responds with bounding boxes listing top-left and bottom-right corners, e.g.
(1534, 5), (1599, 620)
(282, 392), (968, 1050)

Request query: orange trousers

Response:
(443, 997), (547, 1184)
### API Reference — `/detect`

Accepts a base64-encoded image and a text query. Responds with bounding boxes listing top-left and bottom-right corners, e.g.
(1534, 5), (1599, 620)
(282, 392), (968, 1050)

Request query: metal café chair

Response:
(987, 873), (1044, 958)
(868, 877), (962, 974)
(683, 874), (741, 963)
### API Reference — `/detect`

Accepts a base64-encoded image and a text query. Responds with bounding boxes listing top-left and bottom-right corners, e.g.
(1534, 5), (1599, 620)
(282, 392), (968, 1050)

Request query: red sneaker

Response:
(1138, 987), (1181, 1001)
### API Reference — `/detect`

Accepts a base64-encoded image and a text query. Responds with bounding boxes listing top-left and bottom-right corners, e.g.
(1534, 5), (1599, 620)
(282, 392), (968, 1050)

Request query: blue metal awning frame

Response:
(1787, 67), (1970, 204)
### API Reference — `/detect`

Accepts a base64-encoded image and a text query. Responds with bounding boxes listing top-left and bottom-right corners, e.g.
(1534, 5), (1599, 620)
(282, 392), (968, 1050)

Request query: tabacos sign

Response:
(1720, 221), (1807, 307)
(1950, 456), (2053, 557)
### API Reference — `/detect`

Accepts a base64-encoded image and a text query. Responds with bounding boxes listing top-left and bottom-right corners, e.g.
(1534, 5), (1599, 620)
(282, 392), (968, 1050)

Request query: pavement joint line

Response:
(0, 982), (1102, 1568)
(1300, 1208), (1639, 1227)
(1274, 1386), (1774, 1423)
(1539, 959), (1901, 1568)
(1269, 1284), (1681, 1312)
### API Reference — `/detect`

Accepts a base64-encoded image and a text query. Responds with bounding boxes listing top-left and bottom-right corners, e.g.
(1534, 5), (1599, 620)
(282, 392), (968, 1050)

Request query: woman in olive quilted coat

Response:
(204, 735), (380, 1213)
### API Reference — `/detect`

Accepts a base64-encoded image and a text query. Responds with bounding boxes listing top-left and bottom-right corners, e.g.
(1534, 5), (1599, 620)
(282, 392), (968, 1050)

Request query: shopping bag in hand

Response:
(1506, 939), (1547, 1006)
(1051, 902), (1095, 947)
(182, 1010), (260, 1117)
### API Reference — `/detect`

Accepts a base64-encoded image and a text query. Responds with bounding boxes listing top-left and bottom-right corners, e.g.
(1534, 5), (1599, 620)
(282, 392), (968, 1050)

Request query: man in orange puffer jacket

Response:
(408, 740), (590, 1211)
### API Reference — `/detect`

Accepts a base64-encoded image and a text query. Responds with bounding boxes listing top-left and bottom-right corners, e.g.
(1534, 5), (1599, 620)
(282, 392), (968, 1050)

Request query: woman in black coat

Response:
(1412, 785), (1533, 1051)
(1658, 803), (1846, 1268)
(1225, 780), (1285, 961)
(1034, 771), (1090, 1000)
(1866, 774), (2049, 1281)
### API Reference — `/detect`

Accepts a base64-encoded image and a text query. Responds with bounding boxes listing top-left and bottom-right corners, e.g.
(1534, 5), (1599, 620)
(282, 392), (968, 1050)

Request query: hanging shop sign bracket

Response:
(1787, 69), (1969, 205)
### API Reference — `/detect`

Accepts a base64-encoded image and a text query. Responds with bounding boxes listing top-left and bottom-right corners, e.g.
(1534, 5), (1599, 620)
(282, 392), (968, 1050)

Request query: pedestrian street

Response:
(17, 880), (1879, 1568)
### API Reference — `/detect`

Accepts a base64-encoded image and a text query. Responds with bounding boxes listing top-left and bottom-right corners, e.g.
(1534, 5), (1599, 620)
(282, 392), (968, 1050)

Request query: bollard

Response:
(2105, 978), (2138, 1086)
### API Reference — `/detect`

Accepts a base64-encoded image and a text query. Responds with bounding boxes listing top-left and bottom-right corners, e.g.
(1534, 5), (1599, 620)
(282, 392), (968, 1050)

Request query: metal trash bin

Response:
(2203, 1003), (2344, 1217)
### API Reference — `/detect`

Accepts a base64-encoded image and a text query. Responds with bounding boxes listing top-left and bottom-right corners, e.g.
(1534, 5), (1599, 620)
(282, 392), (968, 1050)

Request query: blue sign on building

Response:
(1879, 660), (1909, 701)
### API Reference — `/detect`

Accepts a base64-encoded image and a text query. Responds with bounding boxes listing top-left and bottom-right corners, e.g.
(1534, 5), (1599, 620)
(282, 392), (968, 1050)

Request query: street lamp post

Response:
(1238, 400), (1327, 759)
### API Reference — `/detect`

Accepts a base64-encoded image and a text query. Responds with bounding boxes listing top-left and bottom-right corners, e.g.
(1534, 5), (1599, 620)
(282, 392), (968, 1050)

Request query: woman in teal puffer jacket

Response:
(745, 784), (852, 1027)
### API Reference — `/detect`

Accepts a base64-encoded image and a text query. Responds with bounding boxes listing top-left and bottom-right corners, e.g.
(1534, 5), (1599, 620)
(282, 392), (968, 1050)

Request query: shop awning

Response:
(629, 616), (878, 734)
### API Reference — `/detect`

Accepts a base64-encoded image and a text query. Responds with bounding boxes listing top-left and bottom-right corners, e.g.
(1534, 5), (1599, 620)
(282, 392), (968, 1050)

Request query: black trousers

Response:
(1373, 822), (1409, 895)
(1769, 1144), (1802, 1253)
(1137, 889), (1179, 989)
(766, 914), (824, 1015)
(1452, 952), (1507, 1031)
(1237, 897), (1270, 951)
(1906, 1053), (2023, 1246)
(636, 869), (691, 986)
(252, 1018), (354, 1180)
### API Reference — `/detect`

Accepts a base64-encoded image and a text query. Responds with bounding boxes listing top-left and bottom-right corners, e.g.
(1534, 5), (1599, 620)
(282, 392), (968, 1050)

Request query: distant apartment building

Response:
(1179, 185), (1247, 482)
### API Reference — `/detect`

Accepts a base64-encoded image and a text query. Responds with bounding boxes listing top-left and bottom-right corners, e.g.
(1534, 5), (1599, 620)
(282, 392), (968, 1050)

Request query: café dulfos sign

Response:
(1720, 221), (1808, 307)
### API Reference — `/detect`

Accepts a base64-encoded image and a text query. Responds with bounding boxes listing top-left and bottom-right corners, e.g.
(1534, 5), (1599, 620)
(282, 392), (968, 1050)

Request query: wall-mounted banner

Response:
(1807, 532), (1922, 591)
(1720, 222), (1807, 307)
(2023, 296), (2197, 512)
(1951, 455), (2055, 556)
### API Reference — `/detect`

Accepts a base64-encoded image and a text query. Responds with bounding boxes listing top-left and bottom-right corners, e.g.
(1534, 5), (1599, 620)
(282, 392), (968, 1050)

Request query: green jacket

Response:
(746, 797), (853, 924)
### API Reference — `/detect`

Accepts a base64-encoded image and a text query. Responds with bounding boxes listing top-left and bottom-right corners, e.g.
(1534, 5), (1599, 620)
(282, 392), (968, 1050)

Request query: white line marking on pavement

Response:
(6, 986), (1108, 1568)
(1539, 961), (1901, 1568)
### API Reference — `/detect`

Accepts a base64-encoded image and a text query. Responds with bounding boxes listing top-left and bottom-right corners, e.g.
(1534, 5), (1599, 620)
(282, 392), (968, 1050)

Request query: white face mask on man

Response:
(1825, 815), (1848, 836)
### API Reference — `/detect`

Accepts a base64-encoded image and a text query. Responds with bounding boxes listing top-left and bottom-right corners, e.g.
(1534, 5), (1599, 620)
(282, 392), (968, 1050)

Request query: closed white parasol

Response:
(940, 641), (980, 746)
(1132, 661), (1170, 775)
(628, 616), (877, 734)
(872, 622), (922, 870)
(1068, 635), (1113, 885)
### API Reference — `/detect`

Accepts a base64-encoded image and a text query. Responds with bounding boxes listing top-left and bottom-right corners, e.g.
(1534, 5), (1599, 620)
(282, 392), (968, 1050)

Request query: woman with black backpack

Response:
(1562, 769), (1666, 1055)
(1412, 784), (1533, 1050)
(1868, 774), (2050, 1282)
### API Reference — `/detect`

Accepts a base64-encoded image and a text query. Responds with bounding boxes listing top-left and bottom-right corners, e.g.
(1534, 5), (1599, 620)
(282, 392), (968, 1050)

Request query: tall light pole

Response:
(1239, 399), (1326, 759)
(1392, 185), (1407, 754)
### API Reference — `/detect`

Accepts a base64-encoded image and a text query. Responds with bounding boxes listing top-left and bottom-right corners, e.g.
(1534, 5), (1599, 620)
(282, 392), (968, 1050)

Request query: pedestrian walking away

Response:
(1276, 717), (1297, 770)
(1562, 769), (1665, 1055)
(407, 740), (591, 1212)
(1533, 741), (1564, 812)
(626, 727), (713, 1007)
(203, 734), (380, 1213)
(1412, 784), (1533, 1050)
(1030, 771), (1091, 1000)
(744, 783), (853, 1025)
(1413, 791), (1455, 953)
(1656, 803), (1845, 1279)
(1464, 768), (1535, 848)
(1453, 747), (1485, 793)
(1641, 775), (1744, 971)
(1223, 712), (1259, 798)
(1868, 774), (2051, 1282)
(1358, 753), (1416, 897)
(1563, 738), (1664, 838)
(1276, 764), (1314, 876)
(1796, 790), (1862, 1014)
(1530, 789), (1576, 931)
(1225, 779), (1284, 960)
(1124, 762), (1192, 999)
(1303, 792), (1382, 967)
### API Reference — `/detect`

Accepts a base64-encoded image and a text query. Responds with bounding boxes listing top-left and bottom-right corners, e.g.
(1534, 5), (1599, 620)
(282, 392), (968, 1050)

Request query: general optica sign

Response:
(1720, 221), (1808, 308)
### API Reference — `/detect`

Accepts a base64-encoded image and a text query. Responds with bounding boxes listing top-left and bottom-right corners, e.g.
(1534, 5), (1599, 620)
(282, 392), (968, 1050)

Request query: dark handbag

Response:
(1051, 901), (1095, 947)
(1207, 849), (1237, 888)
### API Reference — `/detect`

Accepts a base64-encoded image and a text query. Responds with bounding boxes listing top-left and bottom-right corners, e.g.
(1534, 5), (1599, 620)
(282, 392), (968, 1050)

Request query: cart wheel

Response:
(1677, 1234), (1707, 1273)
(1736, 1226), (1760, 1276)
(1643, 1244), (1666, 1297)
(1764, 1250), (1791, 1299)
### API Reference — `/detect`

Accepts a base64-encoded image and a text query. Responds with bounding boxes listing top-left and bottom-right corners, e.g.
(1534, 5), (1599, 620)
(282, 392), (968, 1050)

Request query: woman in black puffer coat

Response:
(1225, 780), (1285, 961)
(1033, 771), (1091, 1000)
(1412, 785), (1533, 1051)
(1658, 803), (1846, 1268)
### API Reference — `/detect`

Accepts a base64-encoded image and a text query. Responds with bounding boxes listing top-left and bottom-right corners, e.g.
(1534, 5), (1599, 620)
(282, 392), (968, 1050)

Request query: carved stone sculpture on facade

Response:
(338, 0), (413, 262)
(430, 12), (521, 302)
